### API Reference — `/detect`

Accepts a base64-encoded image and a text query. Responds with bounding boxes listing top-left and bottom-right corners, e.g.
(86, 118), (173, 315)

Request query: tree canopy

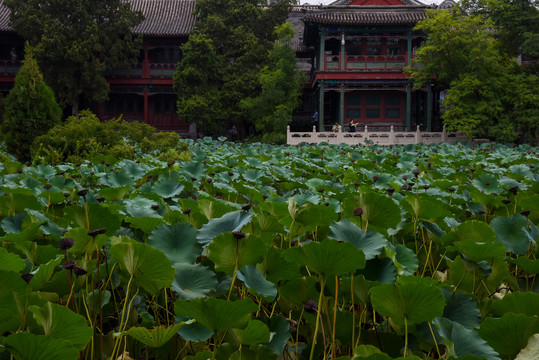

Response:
(408, 7), (538, 143)
(5, 0), (144, 115)
(174, 0), (300, 139)
(2, 47), (61, 161)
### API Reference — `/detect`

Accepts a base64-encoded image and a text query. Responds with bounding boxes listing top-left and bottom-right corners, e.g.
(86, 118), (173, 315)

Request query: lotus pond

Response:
(0, 139), (538, 360)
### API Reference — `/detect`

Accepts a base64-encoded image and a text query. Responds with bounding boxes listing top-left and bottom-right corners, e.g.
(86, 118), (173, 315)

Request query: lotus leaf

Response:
(111, 241), (175, 294)
(237, 265), (277, 301)
(175, 298), (258, 333)
(29, 302), (93, 350)
(283, 239), (366, 276)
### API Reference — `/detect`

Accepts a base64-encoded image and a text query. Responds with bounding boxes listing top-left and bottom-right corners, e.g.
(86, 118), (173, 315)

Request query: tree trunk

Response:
(71, 97), (79, 118)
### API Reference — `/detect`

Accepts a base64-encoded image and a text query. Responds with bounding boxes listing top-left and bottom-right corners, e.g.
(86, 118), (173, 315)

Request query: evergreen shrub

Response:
(32, 110), (191, 164)
(2, 48), (61, 161)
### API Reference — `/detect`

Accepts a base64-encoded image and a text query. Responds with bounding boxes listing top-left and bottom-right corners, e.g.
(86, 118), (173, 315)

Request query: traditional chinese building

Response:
(301, 0), (453, 132)
(0, 0), (454, 136)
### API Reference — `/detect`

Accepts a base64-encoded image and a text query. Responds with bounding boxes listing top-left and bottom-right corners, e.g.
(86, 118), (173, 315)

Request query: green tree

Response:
(240, 22), (304, 143)
(3, 47), (61, 161)
(174, 0), (294, 137)
(5, 0), (144, 115)
(460, 0), (539, 62)
(408, 8), (538, 143)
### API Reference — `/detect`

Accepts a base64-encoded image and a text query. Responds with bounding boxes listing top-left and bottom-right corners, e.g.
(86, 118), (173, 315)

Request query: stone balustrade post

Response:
(389, 125), (395, 144)
(364, 125), (368, 145)
(415, 125), (421, 144)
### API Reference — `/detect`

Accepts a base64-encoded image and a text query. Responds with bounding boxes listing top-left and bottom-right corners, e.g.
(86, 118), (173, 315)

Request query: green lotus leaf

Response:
(122, 197), (161, 218)
(343, 192), (402, 235)
(370, 278), (445, 326)
(181, 161), (207, 179)
(126, 322), (186, 347)
(231, 319), (271, 345)
(329, 219), (388, 260)
(490, 292), (539, 317)
(259, 246), (300, 283)
(441, 287), (481, 329)
(402, 195), (451, 221)
(442, 220), (496, 245)
(125, 216), (164, 234)
(477, 313), (539, 357)
(278, 276), (318, 307)
(98, 184), (131, 201)
(242, 169), (265, 182)
(0, 192), (41, 213)
(197, 198), (240, 221)
(29, 302), (93, 350)
(507, 257), (539, 274)
(98, 169), (136, 187)
(433, 317), (500, 360)
(31, 255), (64, 291)
(175, 298), (258, 333)
(152, 177), (185, 198)
(490, 215), (529, 255)
(519, 195), (539, 224)
(111, 241), (175, 294)
(515, 334), (539, 360)
(454, 240), (507, 262)
(63, 203), (120, 235)
(86, 289), (111, 314)
(207, 232), (267, 276)
(1, 213), (27, 233)
(283, 239), (366, 276)
(384, 244), (419, 276)
(0, 247), (25, 272)
(4, 332), (80, 360)
(148, 223), (201, 264)
(0, 270), (28, 333)
(471, 174), (502, 194)
(294, 202), (338, 230)
(237, 265), (277, 301)
(119, 159), (149, 180)
(176, 315), (213, 342)
(359, 257), (396, 284)
(64, 227), (97, 256)
(258, 316), (291, 355)
(172, 263), (218, 300)
(197, 210), (253, 246)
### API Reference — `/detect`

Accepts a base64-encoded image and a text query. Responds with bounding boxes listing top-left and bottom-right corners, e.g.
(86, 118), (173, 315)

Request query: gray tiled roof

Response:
(0, 0), (10, 32)
(303, 7), (426, 25)
(330, 0), (426, 5)
(131, 0), (196, 36)
(0, 0), (197, 36)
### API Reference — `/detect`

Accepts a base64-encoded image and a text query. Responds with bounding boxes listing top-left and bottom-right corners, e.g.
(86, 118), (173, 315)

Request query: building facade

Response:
(0, 0), (454, 136)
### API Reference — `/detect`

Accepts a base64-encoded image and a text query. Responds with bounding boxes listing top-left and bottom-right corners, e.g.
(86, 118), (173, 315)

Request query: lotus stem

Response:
(111, 276), (133, 360)
(351, 275), (355, 351)
(331, 275), (338, 359)
(404, 316), (409, 357)
(428, 322), (441, 358)
(309, 276), (326, 360)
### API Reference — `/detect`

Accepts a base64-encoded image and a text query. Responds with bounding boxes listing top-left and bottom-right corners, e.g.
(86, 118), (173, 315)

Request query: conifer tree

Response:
(3, 47), (61, 161)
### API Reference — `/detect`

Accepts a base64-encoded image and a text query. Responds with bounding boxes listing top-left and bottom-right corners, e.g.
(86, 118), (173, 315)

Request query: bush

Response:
(3, 48), (61, 161)
(32, 110), (191, 164)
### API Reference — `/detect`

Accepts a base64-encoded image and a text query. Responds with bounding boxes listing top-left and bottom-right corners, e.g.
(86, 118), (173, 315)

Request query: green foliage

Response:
(459, 0), (539, 61)
(241, 22), (304, 143)
(2, 48), (61, 161)
(174, 0), (295, 136)
(409, 8), (539, 143)
(4, 0), (144, 115)
(31, 110), (191, 164)
(0, 140), (537, 359)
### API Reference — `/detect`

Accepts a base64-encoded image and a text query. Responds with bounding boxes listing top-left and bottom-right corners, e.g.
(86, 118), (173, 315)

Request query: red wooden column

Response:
(144, 87), (149, 124)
